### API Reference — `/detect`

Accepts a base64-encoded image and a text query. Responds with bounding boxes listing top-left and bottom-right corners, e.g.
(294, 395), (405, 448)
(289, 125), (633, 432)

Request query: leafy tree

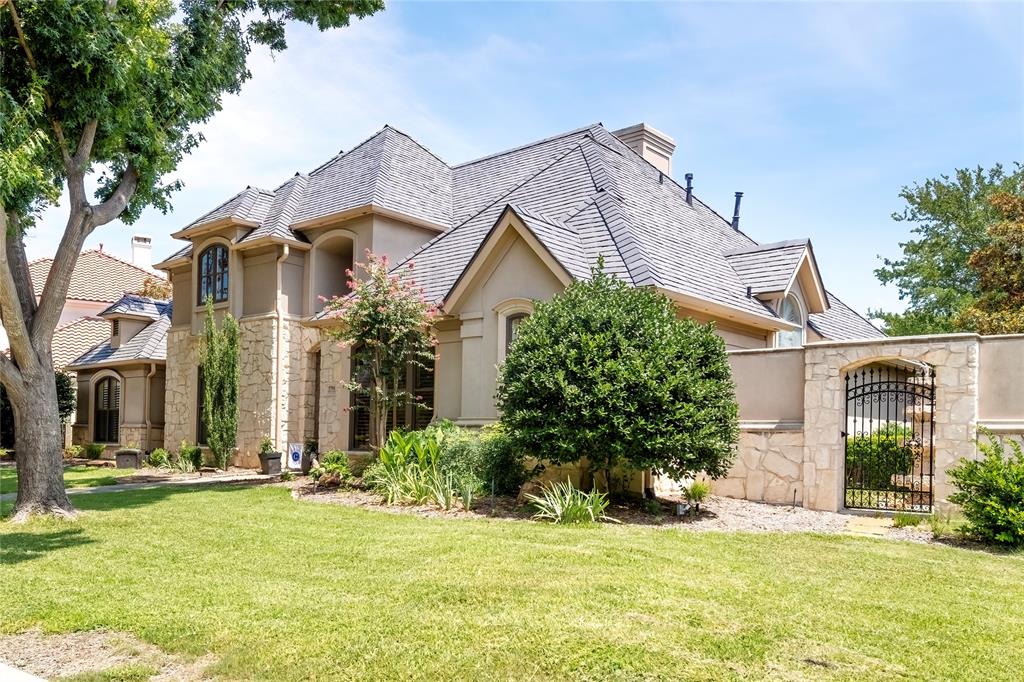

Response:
(0, 0), (382, 519)
(871, 164), (1024, 335)
(954, 188), (1024, 334)
(322, 252), (438, 453)
(136, 276), (172, 300)
(201, 298), (239, 470)
(54, 370), (75, 425)
(496, 264), (739, 492)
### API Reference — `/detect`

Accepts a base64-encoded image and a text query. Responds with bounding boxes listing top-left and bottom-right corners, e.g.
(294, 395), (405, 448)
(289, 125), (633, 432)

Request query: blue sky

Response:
(29, 1), (1024, 317)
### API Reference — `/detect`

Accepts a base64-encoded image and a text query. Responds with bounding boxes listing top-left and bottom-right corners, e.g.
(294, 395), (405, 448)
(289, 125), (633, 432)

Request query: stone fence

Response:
(719, 333), (1024, 512)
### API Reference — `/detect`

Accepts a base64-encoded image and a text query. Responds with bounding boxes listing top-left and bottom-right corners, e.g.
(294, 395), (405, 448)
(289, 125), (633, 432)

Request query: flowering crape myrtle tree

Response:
(497, 263), (739, 493)
(0, 0), (382, 519)
(322, 252), (438, 453)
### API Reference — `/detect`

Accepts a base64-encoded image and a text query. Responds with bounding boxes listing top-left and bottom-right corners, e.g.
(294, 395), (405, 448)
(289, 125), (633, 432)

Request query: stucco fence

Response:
(719, 333), (1024, 513)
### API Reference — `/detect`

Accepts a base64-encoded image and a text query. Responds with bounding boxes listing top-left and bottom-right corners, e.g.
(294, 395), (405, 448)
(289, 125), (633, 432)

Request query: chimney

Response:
(684, 173), (694, 205)
(732, 192), (743, 230)
(131, 234), (152, 269)
(611, 123), (676, 176)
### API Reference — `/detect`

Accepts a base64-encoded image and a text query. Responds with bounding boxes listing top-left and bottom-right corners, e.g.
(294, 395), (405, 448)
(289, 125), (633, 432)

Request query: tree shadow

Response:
(0, 527), (95, 565)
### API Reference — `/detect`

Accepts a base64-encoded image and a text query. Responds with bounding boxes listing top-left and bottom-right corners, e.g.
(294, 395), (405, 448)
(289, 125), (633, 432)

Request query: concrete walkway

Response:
(845, 515), (893, 537)
(0, 473), (271, 503)
(0, 661), (45, 681)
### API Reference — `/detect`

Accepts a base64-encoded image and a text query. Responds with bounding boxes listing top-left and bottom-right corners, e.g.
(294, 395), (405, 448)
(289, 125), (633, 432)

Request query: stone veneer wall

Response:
(163, 327), (200, 452)
(715, 428), (804, 505)
(317, 339), (350, 453)
(236, 316), (276, 468)
(277, 319), (319, 454)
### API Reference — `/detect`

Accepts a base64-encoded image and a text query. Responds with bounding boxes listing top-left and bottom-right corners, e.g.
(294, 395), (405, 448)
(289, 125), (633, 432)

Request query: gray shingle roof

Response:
(164, 121), (881, 341)
(182, 186), (275, 231)
(724, 240), (809, 295)
(809, 292), (884, 340)
(99, 294), (171, 321)
(69, 295), (171, 368)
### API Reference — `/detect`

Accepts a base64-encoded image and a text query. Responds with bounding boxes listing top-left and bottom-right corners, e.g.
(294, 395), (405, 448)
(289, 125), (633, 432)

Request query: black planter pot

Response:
(260, 451), (282, 476)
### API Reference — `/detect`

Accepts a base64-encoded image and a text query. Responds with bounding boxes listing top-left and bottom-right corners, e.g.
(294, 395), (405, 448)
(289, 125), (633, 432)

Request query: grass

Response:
(0, 465), (136, 494)
(2, 484), (1023, 681)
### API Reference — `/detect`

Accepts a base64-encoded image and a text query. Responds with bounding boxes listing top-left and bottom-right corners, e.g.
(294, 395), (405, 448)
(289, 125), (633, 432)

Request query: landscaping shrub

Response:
(948, 430), (1024, 546)
(83, 442), (105, 460)
(845, 423), (918, 489)
(0, 448), (12, 461)
(365, 430), (445, 505)
(927, 509), (959, 540)
(63, 445), (82, 460)
(146, 448), (171, 468)
(497, 263), (738, 491)
(526, 478), (617, 525)
(684, 480), (711, 515)
(311, 450), (352, 487)
(178, 442), (203, 470)
(427, 420), (534, 496)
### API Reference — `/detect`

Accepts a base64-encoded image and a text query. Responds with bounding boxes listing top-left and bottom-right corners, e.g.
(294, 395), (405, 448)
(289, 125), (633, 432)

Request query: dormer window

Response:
(198, 244), (229, 304)
(775, 294), (805, 348)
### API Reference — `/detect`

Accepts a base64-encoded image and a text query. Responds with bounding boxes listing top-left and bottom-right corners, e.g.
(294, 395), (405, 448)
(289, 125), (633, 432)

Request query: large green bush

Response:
(496, 264), (738, 490)
(425, 420), (533, 495)
(845, 423), (917, 489)
(948, 430), (1024, 546)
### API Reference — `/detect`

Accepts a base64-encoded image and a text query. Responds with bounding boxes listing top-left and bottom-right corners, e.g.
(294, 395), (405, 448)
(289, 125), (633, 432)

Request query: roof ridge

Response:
(723, 239), (810, 257)
(88, 248), (164, 280)
(507, 203), (576, 233)
(452, 122), (600, 169)
(381, 124), (452, 169)
(309, 125), (391, 178)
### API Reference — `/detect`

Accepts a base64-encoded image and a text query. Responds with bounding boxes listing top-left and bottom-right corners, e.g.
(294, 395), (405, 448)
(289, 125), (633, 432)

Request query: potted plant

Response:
(258, 436), (281, 476)
(115, 441), (143, 469)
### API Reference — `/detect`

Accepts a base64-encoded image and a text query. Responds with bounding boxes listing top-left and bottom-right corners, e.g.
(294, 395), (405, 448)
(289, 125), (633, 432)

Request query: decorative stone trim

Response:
(739, 420), (803, 432)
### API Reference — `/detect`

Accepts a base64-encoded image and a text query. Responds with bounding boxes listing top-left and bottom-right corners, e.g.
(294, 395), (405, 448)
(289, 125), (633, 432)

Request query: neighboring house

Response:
(154, 121), (883, 467)
(68, 294), (170, 454)
(0, 238), (162, 449)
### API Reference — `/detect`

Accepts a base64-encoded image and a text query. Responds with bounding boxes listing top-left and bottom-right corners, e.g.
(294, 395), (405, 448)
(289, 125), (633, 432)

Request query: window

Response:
(94, 377), (120, 443)
(775, 295), (805, 348)
(111, 320), (120, 337)
(351, 353), (435, 450)
(196, 367), (208, 445)
(505, 313), (528, 355)
(197, 244), (229, 304)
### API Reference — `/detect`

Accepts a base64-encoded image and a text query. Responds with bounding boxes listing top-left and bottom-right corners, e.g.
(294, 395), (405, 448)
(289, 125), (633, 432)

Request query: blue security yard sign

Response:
(287, 442), (302, 470)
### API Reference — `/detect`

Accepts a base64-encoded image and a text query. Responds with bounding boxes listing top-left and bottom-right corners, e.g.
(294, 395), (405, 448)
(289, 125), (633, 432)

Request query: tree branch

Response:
(31, 209), (89, 350)
(0, 209), (38, 372)
(88, 163), (138, 228)
(5, 212), (37, 325)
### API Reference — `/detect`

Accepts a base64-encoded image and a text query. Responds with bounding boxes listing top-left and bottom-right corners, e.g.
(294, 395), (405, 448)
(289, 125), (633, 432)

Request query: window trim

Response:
(494, 298), (534, 362)
(90, 371), (123, 444)
(774, 294), (806, 348)
(196, 243), (230, 305)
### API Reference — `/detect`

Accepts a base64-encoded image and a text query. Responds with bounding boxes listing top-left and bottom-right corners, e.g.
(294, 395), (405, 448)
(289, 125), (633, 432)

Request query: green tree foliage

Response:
(201, 298), (239, 470)
(54, 370), (75, 425)
(844, 423), (917, 490)
(0, 0), (381, 517)
(322, 252), (438, 452)
(496, 264), (739, 491)
(948, 429), (1024, 546)
(954, 188), (1024, 334)
(872, 164), (1024, 335)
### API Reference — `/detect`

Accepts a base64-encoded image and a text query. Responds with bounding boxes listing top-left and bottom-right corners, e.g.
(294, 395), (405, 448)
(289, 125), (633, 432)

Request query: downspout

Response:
(144, 362), (157, 451)
(274, 245), (290, 454)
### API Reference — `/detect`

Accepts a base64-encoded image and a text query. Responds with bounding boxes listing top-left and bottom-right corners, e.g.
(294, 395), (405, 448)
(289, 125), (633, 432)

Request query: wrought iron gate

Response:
(843, 364), (935, 512)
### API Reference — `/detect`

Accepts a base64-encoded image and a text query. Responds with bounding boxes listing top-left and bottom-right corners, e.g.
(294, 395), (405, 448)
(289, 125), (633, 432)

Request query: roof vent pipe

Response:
(684, 173), (693, 205)
(732, 191), (743, 230)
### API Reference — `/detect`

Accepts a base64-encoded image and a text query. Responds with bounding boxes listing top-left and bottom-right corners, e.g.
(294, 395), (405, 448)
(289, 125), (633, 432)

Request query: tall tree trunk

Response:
(10, 372), (74, 520)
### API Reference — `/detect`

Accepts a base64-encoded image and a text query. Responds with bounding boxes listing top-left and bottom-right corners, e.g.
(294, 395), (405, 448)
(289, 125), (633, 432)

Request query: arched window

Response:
(505, 313), (529, 355)
(197, 244), (229, 304)
(94, 376), (120, 443)
(775, 294), (805, 348)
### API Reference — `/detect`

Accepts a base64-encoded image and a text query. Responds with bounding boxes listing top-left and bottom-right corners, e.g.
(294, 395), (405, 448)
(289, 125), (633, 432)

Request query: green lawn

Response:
(0, 465), (136, 495)
(2, 485), (1022, 681)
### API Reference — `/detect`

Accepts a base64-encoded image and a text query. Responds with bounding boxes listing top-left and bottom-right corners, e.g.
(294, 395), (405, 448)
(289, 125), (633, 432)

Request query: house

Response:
(67, 294), (170, 454)
(152, 121), (883, 468)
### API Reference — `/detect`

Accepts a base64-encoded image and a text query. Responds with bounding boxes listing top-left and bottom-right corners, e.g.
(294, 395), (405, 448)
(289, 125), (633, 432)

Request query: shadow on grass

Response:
(0, 526), (95, 565)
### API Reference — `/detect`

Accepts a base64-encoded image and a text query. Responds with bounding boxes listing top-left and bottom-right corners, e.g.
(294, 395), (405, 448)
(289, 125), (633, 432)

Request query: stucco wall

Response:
(728, 348), (804, 424)
(72, 364), (165, 452)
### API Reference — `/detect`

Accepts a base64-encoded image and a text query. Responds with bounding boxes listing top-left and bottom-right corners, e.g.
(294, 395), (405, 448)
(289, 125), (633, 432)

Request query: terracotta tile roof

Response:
(29, 249), (161, 304)
(51, 317), (112, 370)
